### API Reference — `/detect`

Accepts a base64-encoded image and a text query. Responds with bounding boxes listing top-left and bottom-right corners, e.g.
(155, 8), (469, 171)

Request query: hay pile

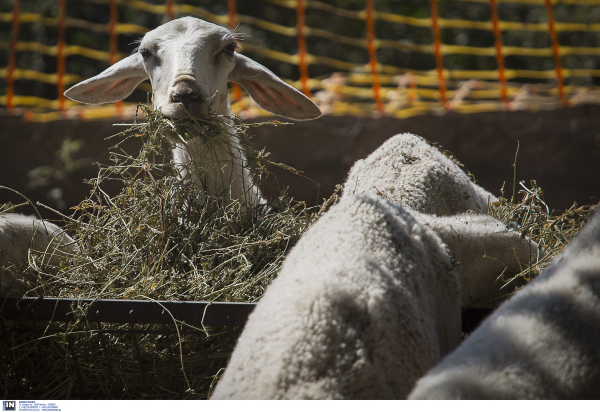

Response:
(488, 180), (596, 298)
(1, 105), (331, 399)
(19, 106), (322, 302)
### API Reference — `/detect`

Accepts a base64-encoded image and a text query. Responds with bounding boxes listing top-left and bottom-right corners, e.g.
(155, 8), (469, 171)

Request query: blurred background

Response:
(1, 0), (600, 218)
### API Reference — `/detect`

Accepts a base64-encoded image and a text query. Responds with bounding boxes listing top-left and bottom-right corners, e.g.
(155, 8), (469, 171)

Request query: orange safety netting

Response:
(2, 0), (600, 122)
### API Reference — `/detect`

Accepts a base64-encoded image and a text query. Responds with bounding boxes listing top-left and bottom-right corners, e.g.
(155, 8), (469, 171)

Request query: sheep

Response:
(64, 17), (321, 209)
(409, 211), (600, 400)
(211, 193), (540, 399)
(343, 133), (496, 217)
(0, 213), (77, 292)
(342, 133), (540, 305)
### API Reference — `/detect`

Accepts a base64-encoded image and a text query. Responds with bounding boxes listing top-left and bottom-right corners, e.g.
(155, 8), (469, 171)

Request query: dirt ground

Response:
(1, 104), (599, 220)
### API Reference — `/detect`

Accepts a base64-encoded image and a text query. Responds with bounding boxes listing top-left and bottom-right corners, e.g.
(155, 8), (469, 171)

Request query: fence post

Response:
(295, 0), (311, 97)
(544, 0), (569, 107)
(365, 0), (384, 114)
(428, 0), (448, 109)
(109, 0), (123, 118)
(6, 0), (21, 115)
(57, 0), (67, 115)
(228, 0), (242, 102)
(166, 0), (175, 21)
(489, 0), (510, 110)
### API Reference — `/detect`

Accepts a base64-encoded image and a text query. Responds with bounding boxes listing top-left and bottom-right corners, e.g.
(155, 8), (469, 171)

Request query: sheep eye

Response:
(223, 43), (237, 56)
(140, 49), (152, 60)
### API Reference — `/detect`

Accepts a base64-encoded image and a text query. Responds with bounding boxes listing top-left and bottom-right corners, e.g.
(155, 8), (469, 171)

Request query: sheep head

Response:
(64, 17), (321, 121)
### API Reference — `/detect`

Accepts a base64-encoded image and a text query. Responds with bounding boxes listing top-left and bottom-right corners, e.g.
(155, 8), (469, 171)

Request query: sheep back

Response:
(0, 214), (76, 290)
(342, 133), (496, 216)
(211, 193), (462, 399)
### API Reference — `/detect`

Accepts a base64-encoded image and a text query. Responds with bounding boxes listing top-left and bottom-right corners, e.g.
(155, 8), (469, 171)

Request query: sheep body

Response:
(210, 191), (543, 399)
(211, 193), (463, 399)
(343, 133), (542, 305)
(409, 211), (600, 400)
(343, 133), (496, 216)
(0, 214), (76, 291)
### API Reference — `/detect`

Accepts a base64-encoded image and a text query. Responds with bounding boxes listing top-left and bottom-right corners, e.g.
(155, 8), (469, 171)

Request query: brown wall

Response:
(1, 105), (599, 220)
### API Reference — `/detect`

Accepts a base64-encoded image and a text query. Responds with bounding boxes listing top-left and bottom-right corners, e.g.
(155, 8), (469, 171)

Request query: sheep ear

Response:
(64, 53), (148, 104)
(229, 53), (321, 120)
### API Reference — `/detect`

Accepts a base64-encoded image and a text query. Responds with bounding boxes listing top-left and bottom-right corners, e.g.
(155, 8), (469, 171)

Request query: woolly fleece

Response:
(409, 211), (600, 399)
(211, 193), (462, 399)
(0, 214), (76, 291)
(415, 212), (543, 306)
(343, 133), (496, 216)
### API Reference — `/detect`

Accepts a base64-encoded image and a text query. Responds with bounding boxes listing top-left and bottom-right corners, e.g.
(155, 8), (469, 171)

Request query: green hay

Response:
(1, 104), (334, 399)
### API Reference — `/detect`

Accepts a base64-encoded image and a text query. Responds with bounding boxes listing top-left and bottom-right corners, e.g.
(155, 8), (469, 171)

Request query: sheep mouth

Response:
(160, 101), (208, 119)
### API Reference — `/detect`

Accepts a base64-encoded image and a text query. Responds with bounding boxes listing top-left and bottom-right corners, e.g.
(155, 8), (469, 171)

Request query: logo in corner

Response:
(3, 402), (16, 411)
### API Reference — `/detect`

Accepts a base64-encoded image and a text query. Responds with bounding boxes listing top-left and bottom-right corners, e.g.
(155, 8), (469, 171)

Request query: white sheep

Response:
(409, 211), (600, 400)
(64, 17), (321, 209)
(342, 133), (539, 305)
(0, 213), (77, 292)
(211, 193), (540, 399)
(343, 133), (496, 216)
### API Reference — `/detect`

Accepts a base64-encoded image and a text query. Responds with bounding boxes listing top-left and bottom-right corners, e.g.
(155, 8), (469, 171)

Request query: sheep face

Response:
(138, 18), (240, 119)
(64, 17), (321, 121)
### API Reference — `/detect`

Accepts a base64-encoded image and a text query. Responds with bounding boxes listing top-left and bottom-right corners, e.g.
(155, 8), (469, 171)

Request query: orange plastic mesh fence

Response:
(1, 0), (600, 122)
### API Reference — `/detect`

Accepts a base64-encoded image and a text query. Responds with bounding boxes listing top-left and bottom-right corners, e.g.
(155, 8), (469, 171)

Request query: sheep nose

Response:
(171, 90), (200, 106)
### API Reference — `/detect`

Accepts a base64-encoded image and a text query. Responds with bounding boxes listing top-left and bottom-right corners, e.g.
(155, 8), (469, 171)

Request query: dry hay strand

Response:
(1, 104), (335, 399)
(427, 140), (598, 305)
(485, 179), (598, 304)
